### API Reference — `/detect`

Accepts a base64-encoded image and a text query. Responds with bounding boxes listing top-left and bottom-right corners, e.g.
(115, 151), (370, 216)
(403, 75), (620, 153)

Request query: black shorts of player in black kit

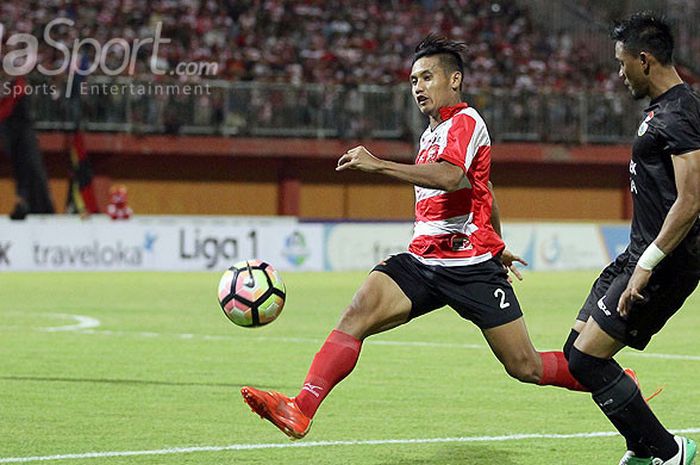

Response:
(577, 249), (699, 350)
(372, 253), (523, 329)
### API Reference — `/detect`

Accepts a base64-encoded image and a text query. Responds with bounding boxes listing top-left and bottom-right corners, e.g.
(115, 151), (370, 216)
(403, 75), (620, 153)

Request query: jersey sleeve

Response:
(436, 113), (478, 173)
(665, 108), (700, 156)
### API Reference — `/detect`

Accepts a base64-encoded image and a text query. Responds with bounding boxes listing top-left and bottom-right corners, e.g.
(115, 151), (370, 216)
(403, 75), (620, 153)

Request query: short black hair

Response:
(413, 33), (466, 79)
(611, 11), (674, 65)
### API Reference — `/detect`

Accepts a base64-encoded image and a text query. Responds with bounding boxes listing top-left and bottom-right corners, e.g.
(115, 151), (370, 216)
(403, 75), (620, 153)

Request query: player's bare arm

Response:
(619, 149), (700, 316)
(336, 145), (464, 191)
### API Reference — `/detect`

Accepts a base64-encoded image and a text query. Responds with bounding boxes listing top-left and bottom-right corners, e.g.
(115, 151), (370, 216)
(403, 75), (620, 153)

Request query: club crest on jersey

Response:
(427, 144), (439, 161)
(637, 111), (654, 136)
(449, 236), (473, 251)
(418, 144), (440, 164)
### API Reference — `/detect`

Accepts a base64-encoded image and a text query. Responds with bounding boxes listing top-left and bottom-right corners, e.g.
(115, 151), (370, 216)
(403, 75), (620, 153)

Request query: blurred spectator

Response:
(107, 185), (132, 220)
(0, 76), (55, 219)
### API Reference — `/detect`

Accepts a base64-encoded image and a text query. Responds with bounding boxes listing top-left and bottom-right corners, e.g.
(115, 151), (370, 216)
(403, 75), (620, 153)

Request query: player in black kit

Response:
(563, 13), (700, 465)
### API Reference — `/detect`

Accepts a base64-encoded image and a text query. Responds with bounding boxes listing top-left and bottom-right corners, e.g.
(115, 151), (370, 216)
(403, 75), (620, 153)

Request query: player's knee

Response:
(336, 305), (365, 338)
(503, 354), (540, 384)
(567, 347), (601, 386)
(567, 348), (585, 382)
(569, 347), (639, 414)
(336, 298), (376, 339)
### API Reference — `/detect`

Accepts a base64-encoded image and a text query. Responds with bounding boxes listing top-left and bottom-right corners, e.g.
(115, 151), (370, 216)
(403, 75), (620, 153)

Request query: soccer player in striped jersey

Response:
(241, 33), (589, 440)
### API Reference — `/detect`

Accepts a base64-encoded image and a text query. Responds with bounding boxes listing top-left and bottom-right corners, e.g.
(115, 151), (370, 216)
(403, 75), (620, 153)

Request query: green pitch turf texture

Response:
(1, 271), (699, 465)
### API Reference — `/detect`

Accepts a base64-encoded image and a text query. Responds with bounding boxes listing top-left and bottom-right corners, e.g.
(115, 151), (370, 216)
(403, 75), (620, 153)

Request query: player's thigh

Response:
(576, 261), (698, 352)
(571, 319), (587, 333)
(572, 257), (625, 333)
(482, 316), (541, 383)
(573, 268), (630, 357)
(336, 270), (412, 340)
(441, 259), (523, 330)
(574, 316), (625, 358)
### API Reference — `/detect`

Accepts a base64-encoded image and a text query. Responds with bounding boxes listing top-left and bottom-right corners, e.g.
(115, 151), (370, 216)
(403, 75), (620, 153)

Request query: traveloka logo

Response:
(282, 231), (310, 266)
(30, 232), (156, 268)
(143, 232), (158, 252)
(33, 241), (144, 267)
(0, 241), (11, 266)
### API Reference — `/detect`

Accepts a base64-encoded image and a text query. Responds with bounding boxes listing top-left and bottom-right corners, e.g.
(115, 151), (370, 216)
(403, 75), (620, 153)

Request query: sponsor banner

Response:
(323, 222), (611, 272)
(502, 223), (610, 271)
(173, 223), (323, 271)
(0, 216), (627, 272)
(324, 222), (414, 271)
(599, 224), (631, 261)
(0, 216), (323, 272)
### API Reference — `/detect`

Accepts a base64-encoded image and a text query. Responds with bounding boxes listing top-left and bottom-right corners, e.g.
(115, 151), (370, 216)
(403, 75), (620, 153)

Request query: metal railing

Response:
(29, 76), (646, 144)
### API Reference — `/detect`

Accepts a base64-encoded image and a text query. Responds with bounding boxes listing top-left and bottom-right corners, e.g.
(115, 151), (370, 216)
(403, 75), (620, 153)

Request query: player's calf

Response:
(538, 350), (587, 391)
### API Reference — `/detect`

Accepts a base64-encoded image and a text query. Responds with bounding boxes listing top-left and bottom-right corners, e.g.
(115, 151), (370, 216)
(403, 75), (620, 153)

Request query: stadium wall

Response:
(0, 133), (632, 221)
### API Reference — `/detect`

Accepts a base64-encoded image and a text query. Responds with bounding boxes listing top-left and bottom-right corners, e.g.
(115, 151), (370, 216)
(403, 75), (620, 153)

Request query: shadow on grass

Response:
(376, 443), (519, 465)
(0, 375), (296, 391)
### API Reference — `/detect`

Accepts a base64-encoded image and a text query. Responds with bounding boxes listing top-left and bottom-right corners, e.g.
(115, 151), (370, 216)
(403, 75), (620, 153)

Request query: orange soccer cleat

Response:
(625, 368), (664, 403)
(241, 386), (312, 440)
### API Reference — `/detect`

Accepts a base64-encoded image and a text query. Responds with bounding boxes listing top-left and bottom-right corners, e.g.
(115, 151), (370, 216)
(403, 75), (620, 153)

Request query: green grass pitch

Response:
(1, 270), (699, 465)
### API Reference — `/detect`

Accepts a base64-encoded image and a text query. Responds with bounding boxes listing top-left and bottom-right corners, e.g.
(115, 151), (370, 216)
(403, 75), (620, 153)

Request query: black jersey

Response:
(628, 83), (700, 271)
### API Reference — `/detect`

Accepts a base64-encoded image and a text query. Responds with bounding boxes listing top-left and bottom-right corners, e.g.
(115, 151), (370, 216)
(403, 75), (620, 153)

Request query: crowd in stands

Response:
(11, 1), (698, 142)
(2, 0), (621, 92)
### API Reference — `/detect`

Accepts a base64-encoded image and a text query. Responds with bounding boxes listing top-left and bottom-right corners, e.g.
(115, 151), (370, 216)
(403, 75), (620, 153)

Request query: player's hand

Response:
(500, 249), (528, 282)
(336, 146), (384, 173)
(617, 266), (652, 318)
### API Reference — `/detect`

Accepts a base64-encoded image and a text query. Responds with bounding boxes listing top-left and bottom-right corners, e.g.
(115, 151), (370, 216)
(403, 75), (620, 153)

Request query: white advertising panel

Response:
(0, 216), (324, 272)
(0, 217), (612, 272)
(502, 223), (609, 271)
(324, 222), (414, 271)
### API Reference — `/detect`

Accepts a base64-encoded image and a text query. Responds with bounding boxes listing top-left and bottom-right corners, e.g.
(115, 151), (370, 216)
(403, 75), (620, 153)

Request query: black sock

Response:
(562, 329), (579, 360)
(568, 347), (677, 460)
(564, 333), (644, 455)
(629, 441), (652, 458)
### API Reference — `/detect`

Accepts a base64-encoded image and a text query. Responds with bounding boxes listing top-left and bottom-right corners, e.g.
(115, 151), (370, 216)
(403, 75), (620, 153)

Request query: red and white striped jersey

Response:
(409, 102), (504, 266)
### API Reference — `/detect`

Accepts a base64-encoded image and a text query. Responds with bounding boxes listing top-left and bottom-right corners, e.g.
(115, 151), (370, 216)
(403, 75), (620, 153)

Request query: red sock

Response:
(539, 351), (588, 392)
(294, 329), (362, 418)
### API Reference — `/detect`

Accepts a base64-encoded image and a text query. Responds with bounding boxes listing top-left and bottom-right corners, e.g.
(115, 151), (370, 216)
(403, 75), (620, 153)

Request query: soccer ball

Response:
(217, 259), (286, 327)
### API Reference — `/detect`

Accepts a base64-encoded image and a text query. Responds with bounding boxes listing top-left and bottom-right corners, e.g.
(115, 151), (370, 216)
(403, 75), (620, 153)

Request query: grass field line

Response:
(2, 428), (700, 463)
(73, 328), (700, 362)
(31, 313), (700, 362)
(42, 314), (101, 333)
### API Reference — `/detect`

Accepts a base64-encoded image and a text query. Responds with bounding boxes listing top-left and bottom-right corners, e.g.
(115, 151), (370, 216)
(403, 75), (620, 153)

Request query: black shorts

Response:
(577, 251), (699, 350)
(372, 253), (523, 329)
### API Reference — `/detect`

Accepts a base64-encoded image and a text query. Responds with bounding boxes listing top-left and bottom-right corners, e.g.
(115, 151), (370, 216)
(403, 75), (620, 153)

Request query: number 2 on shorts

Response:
(493, 288), (511, 309)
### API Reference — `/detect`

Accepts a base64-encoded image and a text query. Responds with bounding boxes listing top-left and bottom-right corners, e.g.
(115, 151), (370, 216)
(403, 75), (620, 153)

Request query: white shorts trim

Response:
(407, 252), (493, 267)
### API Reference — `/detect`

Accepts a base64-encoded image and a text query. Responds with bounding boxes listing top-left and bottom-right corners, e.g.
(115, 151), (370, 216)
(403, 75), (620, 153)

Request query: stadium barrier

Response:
(0, 216), (630, 273)
(0, 132), (634, 220)
(29, 77), (645, 144)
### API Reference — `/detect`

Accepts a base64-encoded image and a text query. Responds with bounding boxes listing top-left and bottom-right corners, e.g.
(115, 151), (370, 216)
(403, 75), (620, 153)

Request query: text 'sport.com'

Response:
(0, 18), (218, 98)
